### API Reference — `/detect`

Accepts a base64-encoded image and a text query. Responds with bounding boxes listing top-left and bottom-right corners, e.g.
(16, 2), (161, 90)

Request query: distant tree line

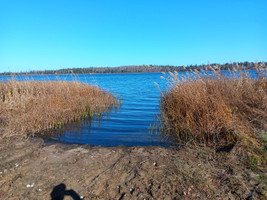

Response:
(1, 61), (265, 76)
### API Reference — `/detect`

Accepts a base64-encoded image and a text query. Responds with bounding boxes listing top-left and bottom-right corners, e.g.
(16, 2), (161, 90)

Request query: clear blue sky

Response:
(0, 0), (266, 73)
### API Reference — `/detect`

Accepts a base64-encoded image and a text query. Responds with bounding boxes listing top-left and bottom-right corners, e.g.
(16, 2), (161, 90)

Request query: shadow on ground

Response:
(51, 183), (81, 200)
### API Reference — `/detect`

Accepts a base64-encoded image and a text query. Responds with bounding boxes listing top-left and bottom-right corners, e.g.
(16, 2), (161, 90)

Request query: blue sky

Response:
(0, 0), (266, 73)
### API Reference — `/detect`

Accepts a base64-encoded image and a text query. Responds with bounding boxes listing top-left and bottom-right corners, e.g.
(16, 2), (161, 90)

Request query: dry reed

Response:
(0, 80), (118, 137)
(159, 64), (267, 147)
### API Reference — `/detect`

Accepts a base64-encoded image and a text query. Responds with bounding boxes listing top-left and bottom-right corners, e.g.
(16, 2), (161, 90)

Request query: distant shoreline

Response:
(1, 61), (265, 76)
(0, 71), (163, 77)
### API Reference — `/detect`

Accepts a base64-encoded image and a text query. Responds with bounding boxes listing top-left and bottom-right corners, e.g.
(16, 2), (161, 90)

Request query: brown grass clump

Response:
(160, 64), (267, 147)
(0, 80), (118, 137)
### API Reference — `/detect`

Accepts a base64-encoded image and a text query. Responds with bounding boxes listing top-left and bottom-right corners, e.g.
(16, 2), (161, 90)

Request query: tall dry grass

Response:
(159, 64), (267, 147)
(0, 80), (118, 137)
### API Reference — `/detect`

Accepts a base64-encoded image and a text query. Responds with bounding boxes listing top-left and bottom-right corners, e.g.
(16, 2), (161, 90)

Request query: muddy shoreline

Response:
(0, 137), (266, 200)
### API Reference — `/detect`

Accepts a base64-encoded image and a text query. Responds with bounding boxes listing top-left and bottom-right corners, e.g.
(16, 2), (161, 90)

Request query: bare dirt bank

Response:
(0, 137), (266, 200)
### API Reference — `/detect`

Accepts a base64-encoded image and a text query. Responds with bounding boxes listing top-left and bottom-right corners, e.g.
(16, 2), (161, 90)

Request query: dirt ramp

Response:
(0, 137), (266, 199)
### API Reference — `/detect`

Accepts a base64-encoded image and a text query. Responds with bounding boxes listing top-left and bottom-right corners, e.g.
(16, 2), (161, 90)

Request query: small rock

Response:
(153, 162), (157, 166)
(130, 187), (135, 194)
(27, 183), (34, 188)
(116, 185), (120, 193)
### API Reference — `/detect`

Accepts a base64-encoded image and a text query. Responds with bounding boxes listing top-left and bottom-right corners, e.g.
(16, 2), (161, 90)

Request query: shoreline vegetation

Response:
(0, 61), (265, 76)
(159, 64), (267, 147)
(0, 80), (118, 138)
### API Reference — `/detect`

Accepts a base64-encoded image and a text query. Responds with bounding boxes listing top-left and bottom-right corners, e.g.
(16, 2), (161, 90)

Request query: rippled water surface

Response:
(58, 73), (169, 146)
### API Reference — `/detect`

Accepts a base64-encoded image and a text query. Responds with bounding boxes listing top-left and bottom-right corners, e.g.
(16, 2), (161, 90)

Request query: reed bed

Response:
(159, 64), (267, 147)
(0, 80), (118, 137)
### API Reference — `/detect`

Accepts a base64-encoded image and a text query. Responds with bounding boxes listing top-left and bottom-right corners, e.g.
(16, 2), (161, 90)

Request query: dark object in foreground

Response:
(50, 183), (81, 200)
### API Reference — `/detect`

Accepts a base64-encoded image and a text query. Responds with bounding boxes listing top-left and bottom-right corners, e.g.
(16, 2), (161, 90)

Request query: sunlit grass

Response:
(0, 79), (118, 137)
(159, 63), (267, 147)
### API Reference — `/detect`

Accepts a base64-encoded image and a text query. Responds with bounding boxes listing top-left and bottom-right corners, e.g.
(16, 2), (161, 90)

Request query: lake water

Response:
(56, 73), (170, 146)
(1, 70), (262, 146)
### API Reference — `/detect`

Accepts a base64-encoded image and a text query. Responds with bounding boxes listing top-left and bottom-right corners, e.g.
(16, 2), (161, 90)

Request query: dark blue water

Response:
(57, 73), (169, 146)
(1, 70), (263, 146)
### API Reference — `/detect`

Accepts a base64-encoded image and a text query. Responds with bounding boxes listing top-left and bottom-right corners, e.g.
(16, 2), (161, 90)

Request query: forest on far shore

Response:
(1, 61), (265, 76)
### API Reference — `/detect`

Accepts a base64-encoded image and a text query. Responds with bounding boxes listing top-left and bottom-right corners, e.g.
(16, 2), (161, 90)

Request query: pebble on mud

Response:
(116, 185), (120, 193)
(130, 187), (135, 194)
(26, 183), (34, 188)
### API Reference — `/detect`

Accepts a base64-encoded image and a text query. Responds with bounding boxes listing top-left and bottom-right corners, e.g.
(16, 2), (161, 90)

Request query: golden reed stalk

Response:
(160, 64), (267, 147)
(0, 80), (118, 137)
